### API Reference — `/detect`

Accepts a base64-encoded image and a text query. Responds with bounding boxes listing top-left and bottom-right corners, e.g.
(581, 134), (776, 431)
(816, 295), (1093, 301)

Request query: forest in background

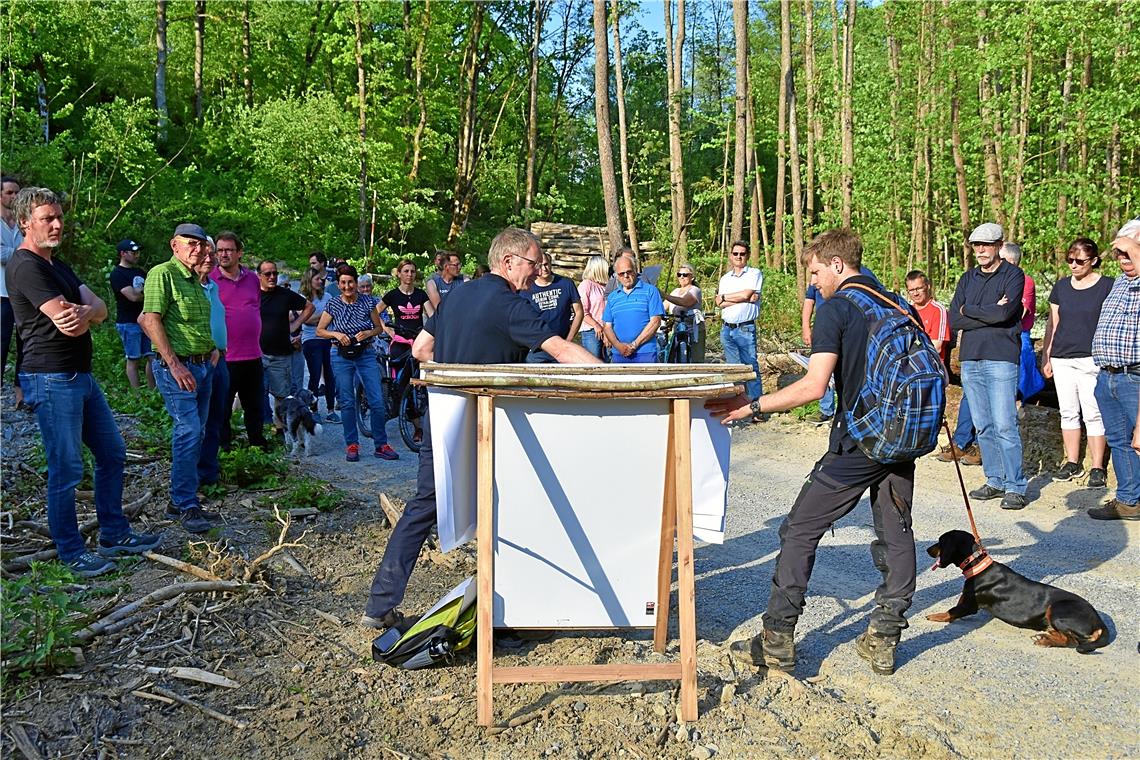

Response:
(2, 0), (1138, 331)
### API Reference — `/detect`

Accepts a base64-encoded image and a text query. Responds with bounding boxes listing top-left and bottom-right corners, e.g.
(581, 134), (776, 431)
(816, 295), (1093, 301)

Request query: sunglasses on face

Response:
(260, 270), (278, 277)
(1067, 258), (1092, 265)
(615, 270), (635, 277)
(730, 251), (747, 257)
(677, 272), (692, 279)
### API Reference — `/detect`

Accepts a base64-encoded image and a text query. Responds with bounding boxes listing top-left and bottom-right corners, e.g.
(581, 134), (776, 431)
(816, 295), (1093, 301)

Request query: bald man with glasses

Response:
(602, 255), (664, 363)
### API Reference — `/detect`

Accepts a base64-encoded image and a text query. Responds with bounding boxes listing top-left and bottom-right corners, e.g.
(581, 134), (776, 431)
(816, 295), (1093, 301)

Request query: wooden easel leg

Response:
(672, 399), (698, 722)
(654, 404), (678, 654)
(476, 395), (495, 727)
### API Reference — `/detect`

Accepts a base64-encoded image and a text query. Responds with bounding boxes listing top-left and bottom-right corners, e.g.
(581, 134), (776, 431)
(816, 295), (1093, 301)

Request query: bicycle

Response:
(357, 334), (428, 452)
(661, 313), (697, 364)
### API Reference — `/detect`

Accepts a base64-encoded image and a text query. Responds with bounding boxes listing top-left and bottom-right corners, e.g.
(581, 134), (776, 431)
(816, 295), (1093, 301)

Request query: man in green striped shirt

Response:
(139, 223), (219, 534)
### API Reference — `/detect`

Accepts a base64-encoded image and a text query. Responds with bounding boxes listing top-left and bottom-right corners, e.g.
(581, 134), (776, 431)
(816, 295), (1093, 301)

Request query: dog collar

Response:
(958, 548), (993, 579)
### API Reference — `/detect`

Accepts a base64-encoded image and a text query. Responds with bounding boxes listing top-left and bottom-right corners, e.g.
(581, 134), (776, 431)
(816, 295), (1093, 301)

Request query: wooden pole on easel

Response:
(476, 395), (495, 727)
(671, 398), (698, 721)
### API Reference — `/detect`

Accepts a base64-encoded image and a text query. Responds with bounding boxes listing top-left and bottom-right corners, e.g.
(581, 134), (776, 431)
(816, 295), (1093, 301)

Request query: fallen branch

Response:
(75, 581), (244, 643)
(148, 686), (248, 729)
(242, 505), (309, 582)
(378, 493), (402, 528)
(113, 665), (239, 689)
(8, 724), (43, 760)
(142, 551), (221, 582)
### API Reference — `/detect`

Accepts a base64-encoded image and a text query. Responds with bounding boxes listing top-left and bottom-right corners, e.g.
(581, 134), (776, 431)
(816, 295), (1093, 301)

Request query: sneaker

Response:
(855, 631), (897, 676)
(804, 412), (831, 426)
(1052, 461), (1084, 481)
(177, 507), (214, 534)
(360, 609), (407, 631)
(1000, 493), (1028, 510)
(935, 444), (958, 462)
(1087, 468), (1107, 489)
(374, 444), (400, 461)
(98, 531), (162, 558)
(1088, 499), (1140, 521)
(968, 484), (1005, 501)
(165, 503), (221, 521)
(346, 443), (360, 462)
(960, 444), (982, 466)
(325, 411), (341, 424)
(65, 551), (116, 578)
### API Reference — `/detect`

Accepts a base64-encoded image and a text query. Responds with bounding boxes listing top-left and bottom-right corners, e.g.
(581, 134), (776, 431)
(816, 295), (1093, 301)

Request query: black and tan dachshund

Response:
(925, 530), (1110, 653)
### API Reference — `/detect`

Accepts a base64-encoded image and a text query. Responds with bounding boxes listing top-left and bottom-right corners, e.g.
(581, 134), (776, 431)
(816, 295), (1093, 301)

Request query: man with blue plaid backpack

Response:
(709, 228), (945, 677)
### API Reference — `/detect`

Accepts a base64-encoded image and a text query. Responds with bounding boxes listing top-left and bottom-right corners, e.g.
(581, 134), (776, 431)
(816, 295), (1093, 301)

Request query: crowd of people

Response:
(1, 174), (1137, 649)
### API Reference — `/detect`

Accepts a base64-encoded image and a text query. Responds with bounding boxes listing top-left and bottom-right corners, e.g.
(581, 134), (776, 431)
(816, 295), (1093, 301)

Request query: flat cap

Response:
(172, 223), (208, 241)
(968, 222), (1004, 244)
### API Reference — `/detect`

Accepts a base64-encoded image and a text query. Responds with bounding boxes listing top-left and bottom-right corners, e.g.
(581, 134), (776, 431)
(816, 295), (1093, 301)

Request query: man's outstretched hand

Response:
(705, 393), (752, 425)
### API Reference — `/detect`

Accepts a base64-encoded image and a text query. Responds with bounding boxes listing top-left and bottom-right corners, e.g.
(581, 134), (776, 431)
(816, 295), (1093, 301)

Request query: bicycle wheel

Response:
(356, 380), (373, 438)
(398, 383), (428, 453)
(677, 337), (690, 364)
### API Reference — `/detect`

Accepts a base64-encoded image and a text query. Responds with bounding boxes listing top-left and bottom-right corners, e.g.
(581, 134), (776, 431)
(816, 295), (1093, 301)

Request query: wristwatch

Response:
(749, 398), (762, 416)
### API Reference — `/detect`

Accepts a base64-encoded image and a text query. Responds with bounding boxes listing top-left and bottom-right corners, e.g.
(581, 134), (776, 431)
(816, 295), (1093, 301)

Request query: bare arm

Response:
(426, 279), (441, 309)
(1041, 303), (1060, 379)
(716, 288), (756, 306)
(801, 299), (815, 346)
(290, 302), (314, 334)
(539, 335), (603, 364)
(315, 310), (350, 346)
(664, 289), (699, 309)
(706, 352), (838, 425)
(139, 312), (198, 391)
(119, 284), (144, 303)
(566, 302), (584, 341)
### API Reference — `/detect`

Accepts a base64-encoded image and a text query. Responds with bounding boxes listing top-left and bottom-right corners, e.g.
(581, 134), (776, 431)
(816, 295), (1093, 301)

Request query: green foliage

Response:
(273, 478), (344, 513)
(219, 446), (288, 490)
(1, 562), (88, 681)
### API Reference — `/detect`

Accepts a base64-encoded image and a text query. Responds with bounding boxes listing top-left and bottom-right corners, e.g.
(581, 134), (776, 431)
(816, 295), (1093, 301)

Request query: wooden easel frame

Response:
(474, 394), (698, 727)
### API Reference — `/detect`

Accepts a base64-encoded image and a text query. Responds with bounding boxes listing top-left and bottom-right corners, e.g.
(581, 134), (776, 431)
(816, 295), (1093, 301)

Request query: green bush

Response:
(219, 446), (288, 489)
(1, 563), (88, 682)
(274, 478), (343, 513)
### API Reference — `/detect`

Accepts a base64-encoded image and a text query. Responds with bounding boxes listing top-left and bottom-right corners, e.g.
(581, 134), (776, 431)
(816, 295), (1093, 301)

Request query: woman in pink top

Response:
(577, 255), (609, 360)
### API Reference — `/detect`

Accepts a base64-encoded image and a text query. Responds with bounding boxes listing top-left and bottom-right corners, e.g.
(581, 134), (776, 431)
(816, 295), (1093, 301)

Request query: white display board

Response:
(429, 389), (732, 629)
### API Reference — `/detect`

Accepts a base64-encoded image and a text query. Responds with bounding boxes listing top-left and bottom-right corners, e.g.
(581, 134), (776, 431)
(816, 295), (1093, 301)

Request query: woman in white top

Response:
(577, 255), (609, 360)
(662, 264), (704, 362)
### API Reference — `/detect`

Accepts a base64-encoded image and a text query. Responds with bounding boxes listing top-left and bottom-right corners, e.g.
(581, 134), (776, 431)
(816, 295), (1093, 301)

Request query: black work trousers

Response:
(366, 409), (436, 618)
(762, 448), (916, 640)
(222, 358), (268, 448)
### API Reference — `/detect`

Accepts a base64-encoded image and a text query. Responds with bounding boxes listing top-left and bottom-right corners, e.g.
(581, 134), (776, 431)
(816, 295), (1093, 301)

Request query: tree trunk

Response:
(976, 6), (1007, 229)
(1056, 42), (1073, 262)
(664, 0), (688, 266)
(1077, 43), (1092, 229)
(839, 0), (855, 227)
(408, 0), (431, 183)
(773, 0), (791, 269)
(242, 0), (253, 108)
(297, 2), (334, 97)
(155, 0), (169, 141)
(886, 8), (901, 283)
(801, 0), (816, 234)
(193, 0), (205, 121)
(1103, 17), (1125, 238)
(448, 4), (485, 245)
(33, 54), (48, 143)
(611, 1), (639, 257)
(524, 0), (545, 212)
(353, 0), (368, 251)
(593, 0), (624, 254)
(1009, 25), (1033, 241)
(730, 0), (748, 243)
(908, 4), (932, 276)
(746, 68), (766, 262)
(944, 0), (970, 270)
(788, 66), (805, 291)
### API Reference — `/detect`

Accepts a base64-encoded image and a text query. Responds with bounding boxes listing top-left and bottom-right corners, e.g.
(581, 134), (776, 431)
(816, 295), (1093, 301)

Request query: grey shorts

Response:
(262, 354), (295, 399)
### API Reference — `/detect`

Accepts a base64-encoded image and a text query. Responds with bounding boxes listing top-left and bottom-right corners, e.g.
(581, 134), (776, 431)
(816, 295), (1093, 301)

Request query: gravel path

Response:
(301, 408), (1139, 758)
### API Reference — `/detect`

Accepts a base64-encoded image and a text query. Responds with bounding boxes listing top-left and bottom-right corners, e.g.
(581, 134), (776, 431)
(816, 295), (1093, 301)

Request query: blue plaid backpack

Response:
(835, 283), (947, 464)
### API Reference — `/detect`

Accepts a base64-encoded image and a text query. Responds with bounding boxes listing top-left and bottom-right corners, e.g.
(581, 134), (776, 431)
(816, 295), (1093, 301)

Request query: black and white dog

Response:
(275, 389), (323, 457)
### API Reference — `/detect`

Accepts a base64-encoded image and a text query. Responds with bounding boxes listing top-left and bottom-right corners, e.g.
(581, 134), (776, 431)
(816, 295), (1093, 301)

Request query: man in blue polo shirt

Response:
(602, 255), (664, 364)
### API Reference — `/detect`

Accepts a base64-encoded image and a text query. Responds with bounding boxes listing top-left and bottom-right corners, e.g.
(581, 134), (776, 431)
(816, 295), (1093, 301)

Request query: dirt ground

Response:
(1, 373), (1137, 760)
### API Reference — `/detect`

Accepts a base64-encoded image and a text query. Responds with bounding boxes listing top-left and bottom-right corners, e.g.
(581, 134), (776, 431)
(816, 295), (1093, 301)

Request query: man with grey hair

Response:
(7, 187), (160, 576)
(1087, 219), (1140, 520)
(361, 226), (601, 632)
(603, 254), (664, 363)
(949, 222), (1030, 509)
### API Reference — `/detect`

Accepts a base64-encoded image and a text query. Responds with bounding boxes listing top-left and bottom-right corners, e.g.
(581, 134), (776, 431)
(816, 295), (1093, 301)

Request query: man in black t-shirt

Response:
(708, 228), (917, 678)
(7, 187), (159, 578)
(257, 259), (313, 420)
(361, 227), (600, 631)
(109, 238), (155, 389)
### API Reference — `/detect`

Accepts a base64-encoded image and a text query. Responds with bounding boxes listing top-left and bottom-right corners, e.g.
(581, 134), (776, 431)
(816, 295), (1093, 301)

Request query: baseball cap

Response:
(173, 223), (208, 242)
(116, 239), (140, 253)
(968, 222), (1004, 244)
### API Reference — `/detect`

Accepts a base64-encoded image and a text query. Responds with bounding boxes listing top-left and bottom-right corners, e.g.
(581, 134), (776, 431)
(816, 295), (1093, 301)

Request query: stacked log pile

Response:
(530, 222), (658, 279)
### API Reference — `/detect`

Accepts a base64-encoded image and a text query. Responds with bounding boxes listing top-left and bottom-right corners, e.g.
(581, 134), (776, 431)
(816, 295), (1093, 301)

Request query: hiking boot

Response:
(1052, 461), (1085, 481)
(65, 551), (116, 578)
(374, 443), (400, 460)
(730, 628), (795, 673)
(177, 507), (215, 534)
(346, 443), (360, 462)
(960, 444), (982, 466)
(804, 412), (831, 426)
(1088, 499), (1140, 521)
(1000, 493), (1028, 510)
(855, 631), (898, 676)
(968, 484), (1005, 501)
(935, 444), (957, 462)
(1087, 468), (1107, 489)
(360, 609), (406, 631)
(98, 530), (162, 558)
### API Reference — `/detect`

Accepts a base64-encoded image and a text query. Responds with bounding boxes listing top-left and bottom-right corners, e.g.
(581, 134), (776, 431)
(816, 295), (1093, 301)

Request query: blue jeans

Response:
(331, 348), (387, 446)
(580, 330), (608, 361)
(19, 372), (129, 561)
(154, 359), (214, 510)
(115, 323), (153, 359)
(819, 387), (836, 418)
(303, 339), (336, 409)
(961, 360), (1026, 495)
(720, 322), (762, 399)
(953, 393), (976, 450)
(198, 358), (229, 485)
(1093, 370), (1140, 504)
